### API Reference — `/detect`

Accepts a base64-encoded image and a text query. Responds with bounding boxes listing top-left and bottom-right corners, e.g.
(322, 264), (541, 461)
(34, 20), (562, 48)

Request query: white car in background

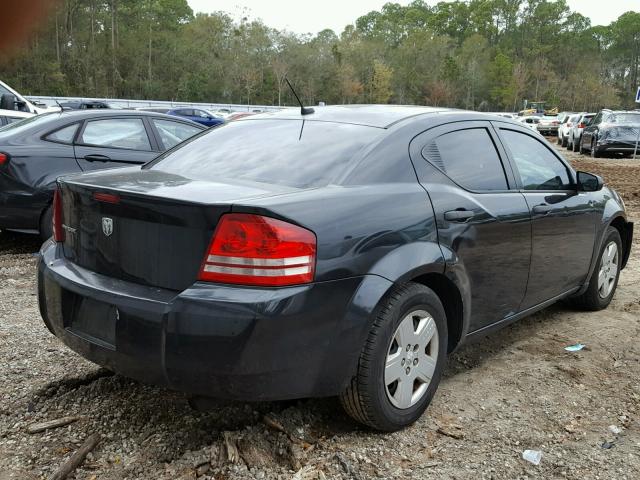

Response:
(557, 113), (580, 147)
(0, 79), (60, 115)
(568, 112), (595, 152)
(518, 116), (541, 131)
(0, 109), (34, 127)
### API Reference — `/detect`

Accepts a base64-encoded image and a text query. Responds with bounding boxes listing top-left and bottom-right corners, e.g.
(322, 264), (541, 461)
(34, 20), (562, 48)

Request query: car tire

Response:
(39, 206), (53, 242)
(556, 135), (561, 145)
(568, 226), (622, 311)
(578, 137), (585, 154)
(561, 135), (568, 147)
(339, 282), (448, 431)
(591, 139), (601, 158)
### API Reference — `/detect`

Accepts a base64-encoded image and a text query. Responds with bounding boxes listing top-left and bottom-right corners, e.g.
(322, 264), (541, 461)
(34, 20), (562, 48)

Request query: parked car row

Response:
(553, 109), (640, 157)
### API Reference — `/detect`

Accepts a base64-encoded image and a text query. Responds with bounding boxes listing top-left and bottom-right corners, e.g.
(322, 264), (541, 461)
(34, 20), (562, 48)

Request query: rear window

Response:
(148, 119), (381, 188)
(609, 113), (640, 124)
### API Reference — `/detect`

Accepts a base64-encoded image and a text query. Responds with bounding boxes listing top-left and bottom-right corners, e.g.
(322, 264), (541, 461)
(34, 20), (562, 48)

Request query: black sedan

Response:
(38, 106), (633, 431)
(581, 109), (640, 157)
(0, 110), (205, 238)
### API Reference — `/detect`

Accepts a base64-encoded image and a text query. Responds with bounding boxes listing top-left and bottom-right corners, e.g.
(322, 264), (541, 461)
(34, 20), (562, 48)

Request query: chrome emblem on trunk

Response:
(102, 217), (113, 237)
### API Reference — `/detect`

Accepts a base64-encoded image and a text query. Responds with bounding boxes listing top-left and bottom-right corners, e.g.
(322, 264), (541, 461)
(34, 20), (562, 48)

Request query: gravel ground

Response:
(1, 141), (639, 480)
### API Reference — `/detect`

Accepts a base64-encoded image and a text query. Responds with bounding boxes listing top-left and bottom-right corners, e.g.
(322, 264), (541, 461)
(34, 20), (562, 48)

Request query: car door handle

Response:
(444, 209), (475, 222)
(532, 204), (553, 215)
(84, 154), (110, 162)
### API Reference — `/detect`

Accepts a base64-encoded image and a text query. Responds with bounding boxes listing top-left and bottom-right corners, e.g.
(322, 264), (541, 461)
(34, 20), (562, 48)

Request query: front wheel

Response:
(591, 139), (602, 158)
(340, 283), (447, 431)
(568, 226), (622, 311)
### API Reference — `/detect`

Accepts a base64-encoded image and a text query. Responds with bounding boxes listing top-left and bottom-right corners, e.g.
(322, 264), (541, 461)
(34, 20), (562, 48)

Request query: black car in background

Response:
(59, 100), (113, 110)
(38, 106), (633, 431)
(0, 110), (205, 238)
(580, 109), (640, 157)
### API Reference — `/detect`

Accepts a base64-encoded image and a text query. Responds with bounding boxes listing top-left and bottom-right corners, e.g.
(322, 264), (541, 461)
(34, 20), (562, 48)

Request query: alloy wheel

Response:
(598, 241), (619, 298)
(384, 310), (439, 409)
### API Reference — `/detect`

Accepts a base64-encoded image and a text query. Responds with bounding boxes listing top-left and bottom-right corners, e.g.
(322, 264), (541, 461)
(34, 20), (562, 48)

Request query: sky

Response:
(186, 0), (638, 35)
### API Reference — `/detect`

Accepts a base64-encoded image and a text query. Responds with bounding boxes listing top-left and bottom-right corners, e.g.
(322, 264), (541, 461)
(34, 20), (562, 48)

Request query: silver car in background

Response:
(568, 113), (595, 152)
(536, 115), (560, 135)
(557, 113), (580, 147)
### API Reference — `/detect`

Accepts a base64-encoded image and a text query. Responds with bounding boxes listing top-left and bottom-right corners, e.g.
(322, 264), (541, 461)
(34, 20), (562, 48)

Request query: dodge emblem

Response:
(102, 217), (114, 237)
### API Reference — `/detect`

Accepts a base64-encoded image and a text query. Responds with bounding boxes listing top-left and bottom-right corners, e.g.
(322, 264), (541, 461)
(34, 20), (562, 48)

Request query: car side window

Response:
(45, 123), (79, 144)
(592, 113), (602, 125)
(499, 129), (573, 191)
(195, 110), (209, 118)
(421, 128), (508, 191)
(80, 118), (151, 150)
(152, 119), (202, 149)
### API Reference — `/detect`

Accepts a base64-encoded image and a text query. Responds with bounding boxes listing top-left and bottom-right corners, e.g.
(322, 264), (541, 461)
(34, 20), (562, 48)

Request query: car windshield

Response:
(0, 111), (57, 134)
(608, 112), (640, 124)
(147, 119), (381, 188)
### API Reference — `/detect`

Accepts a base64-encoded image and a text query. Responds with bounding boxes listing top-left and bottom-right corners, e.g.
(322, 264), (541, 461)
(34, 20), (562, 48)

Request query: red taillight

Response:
(93, 192), (120, 204)
(0, 153), (8, 165)
(578, 122), (586, 128)
(199, 213), (316, 286)
(52, 188), (65, 242)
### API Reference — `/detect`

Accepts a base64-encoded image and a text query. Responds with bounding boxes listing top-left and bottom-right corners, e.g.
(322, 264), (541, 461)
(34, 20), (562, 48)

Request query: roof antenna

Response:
(285, 78), (314, 115)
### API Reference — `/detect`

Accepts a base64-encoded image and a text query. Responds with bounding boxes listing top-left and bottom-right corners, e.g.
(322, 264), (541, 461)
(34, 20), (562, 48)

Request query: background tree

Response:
(0, 0), (637, 110)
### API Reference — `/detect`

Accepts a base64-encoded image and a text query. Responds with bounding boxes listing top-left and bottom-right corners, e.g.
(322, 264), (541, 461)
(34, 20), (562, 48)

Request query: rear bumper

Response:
(597, 140), (640, 153)
(37, 241), (392, 401)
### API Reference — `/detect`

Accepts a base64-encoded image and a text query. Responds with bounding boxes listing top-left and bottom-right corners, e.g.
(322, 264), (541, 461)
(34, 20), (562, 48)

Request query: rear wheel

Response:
(578, 137), (585, 154)
(591, 139), (601, 158)
(39, 206), (53, 242)
(568, 227), (622, 311)
(340, 283), (447, 431)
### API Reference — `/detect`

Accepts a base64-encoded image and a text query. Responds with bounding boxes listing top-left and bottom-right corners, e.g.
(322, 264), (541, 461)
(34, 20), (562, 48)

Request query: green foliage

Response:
(0, 0), (637, 110)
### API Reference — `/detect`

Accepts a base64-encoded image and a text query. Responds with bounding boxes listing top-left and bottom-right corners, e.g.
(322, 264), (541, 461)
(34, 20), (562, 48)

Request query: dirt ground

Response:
(1, 141), (639, 480)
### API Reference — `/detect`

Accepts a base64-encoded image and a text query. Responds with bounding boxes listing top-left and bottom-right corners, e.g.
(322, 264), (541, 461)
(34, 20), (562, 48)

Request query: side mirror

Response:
(0, 93), (17, 110)
(577, 171), (603, 192)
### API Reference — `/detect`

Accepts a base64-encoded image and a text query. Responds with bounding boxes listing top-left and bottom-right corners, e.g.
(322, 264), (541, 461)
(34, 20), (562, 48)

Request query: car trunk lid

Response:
(57, 167), (297, 291)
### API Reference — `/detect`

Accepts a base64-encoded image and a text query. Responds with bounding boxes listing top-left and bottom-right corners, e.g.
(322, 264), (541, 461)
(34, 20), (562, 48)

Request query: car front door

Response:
(73, 116), (161, 171)
(410, 121), (532, 332)
(495, 123), (599, 308)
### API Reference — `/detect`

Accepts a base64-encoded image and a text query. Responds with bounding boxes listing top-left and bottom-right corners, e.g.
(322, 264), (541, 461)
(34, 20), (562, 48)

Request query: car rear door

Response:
(494, 122), (599, 308)
(73, 116), (161, 171)
(409, 121), (531, 332)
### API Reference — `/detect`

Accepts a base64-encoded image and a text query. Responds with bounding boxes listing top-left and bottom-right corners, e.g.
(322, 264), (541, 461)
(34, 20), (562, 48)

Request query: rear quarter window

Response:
(421, 128), (508, 191)
(147, 119), (382, 188)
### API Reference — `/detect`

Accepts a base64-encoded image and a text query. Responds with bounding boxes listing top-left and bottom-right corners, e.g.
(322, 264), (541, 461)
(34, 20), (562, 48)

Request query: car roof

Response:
(36, 109), (206, 127)
(239, 104), (450, 128)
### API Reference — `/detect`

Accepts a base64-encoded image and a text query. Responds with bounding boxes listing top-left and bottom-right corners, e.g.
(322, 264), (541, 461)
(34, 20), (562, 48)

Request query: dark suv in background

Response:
(581, 109), (640, 157)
